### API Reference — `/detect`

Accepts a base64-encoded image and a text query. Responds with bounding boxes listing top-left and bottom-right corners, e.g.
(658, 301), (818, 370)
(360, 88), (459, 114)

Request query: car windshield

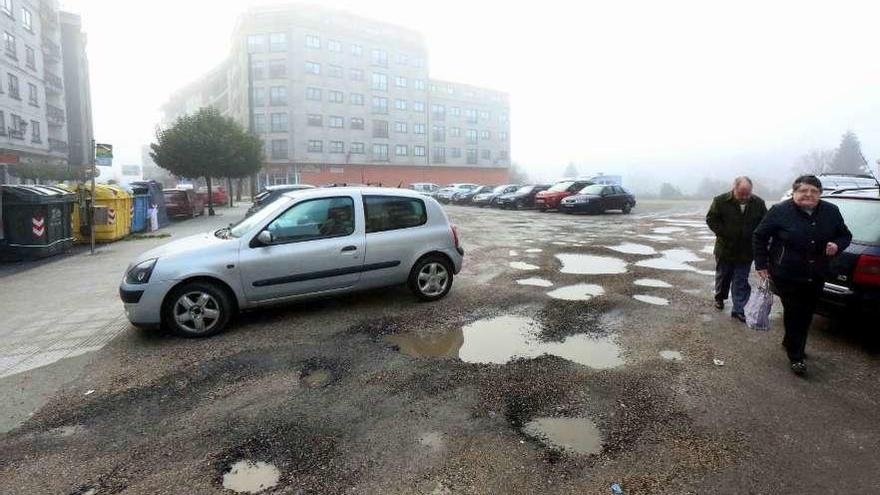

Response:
(228, 195), (290, 238)
(825, 198), (880, 244)
(547, 181), (574, 192)
(515, 186), (533, 194)
(492, 185), (509, 193)
(579, 184), (606, 195)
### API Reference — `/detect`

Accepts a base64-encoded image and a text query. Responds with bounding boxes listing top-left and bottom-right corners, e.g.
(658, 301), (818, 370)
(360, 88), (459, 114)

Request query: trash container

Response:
(66, 184), (132, 242)
(130, 180), (169, 229)
(130, 192), (150, 233)
(0, 185), (75, 260)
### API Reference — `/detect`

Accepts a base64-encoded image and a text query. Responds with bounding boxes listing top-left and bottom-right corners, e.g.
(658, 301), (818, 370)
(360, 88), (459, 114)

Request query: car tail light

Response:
(854, 254), (880, 286)
(451, 224), (460, 248)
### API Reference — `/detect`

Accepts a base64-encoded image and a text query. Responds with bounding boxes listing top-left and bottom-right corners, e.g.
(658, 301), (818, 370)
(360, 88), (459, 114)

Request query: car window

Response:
(365, 195), (427, 233)
(579, 184), (604, 195)
(265, 196), (355, 243)
(547, 181), (574, 192)
(825, 198), (880, 244)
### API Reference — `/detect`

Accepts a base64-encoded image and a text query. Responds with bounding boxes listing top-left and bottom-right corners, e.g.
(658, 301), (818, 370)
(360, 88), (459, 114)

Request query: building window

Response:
(480, 110), (490, 120)
(371, 72), (387, 91)
(414, 146), (425, 157)
(413, 79), (425, 91)
(270, 112), (288, 132)
(25, 45), (34, 69)
(7, 73), (19, 99)
(305, 34), (321, 49)
(307, 140), (323, 152)
(466, 129), (477, 144)
(499, 150), (509, 160)
(270, 86), (287, 105)
(451, 147), (461, 159)
(432, 125), (445, 142)
(466, 149), (477, 164)
(395, 53), (409, 65)
(480, 130), (491, 140)
(394, 121), (407, 133)
(351, 44), (362, 56)
(499, 112), (509, 124)
(413, 123), (426, 135)
(247, 34), (266, 52)
(429, 83), (437, 93)
(350, 68), (364, 81)
(329, 116), (344, 128)
(9, 114), (24, 139)
(413, 57), (425, 68)
(500, 131), (508, 141)
(465, 109), (477, 123)
(432, 147), (446, 163)
(372, 143), (389, 161)
(450, 107), (461, 117)
(269, 33), (287, 52)
(413, 101), (425, 112)
(253, 87), (266, 106)
(269, 59), (286, 78)
(254, 114), (266, 133)
(328, 90), (344, 103)
(351, 117), (364, 130)
(371, 49), (388, 67)
(304, 61), (320, 75)
(431, 104), (445, 120)
(394, 76), (407, 88)
(350, 93), (364, 105)
(0, 110), (5, 135)
(395, 144), (408, 156)
(328, 39), (342, 52)
(22, 8), (32, 31)
(395, 99), (407, 111)
(371, 96), (388, 114)
(251, 59), (265, 79)
(481, 149), (491, 160)
(272, 139), (289, 158)
(30, 120), (40, 143)
(450, 127), (461, 137)
(2, 0), (13, 17)
(329, 140), (344, 153)
(351, 142), (365, 154)
(306, 87), (321, 101)
(4, 32), (15, 58)
(328, 64), (343, 78)
(372, 120), (389, 138)
(307, 114), (323, 127)
(27, 82), (37, 105)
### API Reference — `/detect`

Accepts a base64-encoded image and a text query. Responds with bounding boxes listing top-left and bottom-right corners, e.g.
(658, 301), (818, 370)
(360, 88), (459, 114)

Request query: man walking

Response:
(706, 176), (768, 322)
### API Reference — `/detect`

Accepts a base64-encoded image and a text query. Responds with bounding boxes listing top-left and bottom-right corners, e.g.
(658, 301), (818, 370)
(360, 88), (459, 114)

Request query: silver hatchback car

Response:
(119, 187), (464, 337)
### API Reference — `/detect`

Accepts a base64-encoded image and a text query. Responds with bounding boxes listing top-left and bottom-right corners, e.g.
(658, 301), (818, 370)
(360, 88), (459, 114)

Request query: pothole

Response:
(604, 243), (657, 255)
(547, 284), (604, 301)
(301, 369), (332, 388)
(634, 279), (672, 288)
(525, 248), (543, 253)
(510, 261), (540, 271)
(516, 278), (554, 287)
(522, 417), (603, 455)
(556, 254), (627, 274)
(633, 295), (670, 305)
(222, 460), (281, 494)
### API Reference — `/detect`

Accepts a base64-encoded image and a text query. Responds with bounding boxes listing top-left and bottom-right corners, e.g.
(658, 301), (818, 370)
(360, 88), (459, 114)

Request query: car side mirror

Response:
(257, 230), (274, 245)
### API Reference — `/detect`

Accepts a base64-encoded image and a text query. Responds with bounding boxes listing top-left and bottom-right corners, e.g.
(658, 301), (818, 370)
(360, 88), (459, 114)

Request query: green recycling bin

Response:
(0, 185), (76, 260)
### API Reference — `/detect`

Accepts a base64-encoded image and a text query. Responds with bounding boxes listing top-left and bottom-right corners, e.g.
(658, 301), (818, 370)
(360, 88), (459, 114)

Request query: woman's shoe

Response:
(790, 361), (807, 375)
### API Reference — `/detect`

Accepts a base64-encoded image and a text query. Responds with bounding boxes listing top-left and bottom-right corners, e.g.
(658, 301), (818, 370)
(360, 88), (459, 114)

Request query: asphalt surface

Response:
(0, 200), (878, 494)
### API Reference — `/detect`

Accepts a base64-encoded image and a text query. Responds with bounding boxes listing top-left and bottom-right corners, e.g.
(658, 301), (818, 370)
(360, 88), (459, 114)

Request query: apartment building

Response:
(60, 11), (93, 167)
(162, 4), (511, 187)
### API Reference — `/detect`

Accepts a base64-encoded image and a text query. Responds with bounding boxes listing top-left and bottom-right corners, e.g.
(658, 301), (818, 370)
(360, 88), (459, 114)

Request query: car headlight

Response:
(126, 258), (158, 284)
(573, 197), (587, 203)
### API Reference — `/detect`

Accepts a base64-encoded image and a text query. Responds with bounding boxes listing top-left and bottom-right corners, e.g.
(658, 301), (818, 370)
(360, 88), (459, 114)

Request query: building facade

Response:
(162, 4), (511, 187)
(59, 11), (93, 167)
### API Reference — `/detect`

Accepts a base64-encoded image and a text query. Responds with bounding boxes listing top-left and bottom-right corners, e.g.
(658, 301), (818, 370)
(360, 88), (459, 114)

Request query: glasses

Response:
(794, 187), (820, 196)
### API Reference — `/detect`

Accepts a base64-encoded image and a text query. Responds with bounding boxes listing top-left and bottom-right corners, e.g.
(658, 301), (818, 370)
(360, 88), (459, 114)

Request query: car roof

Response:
(282, 186), (428, 200)
(266, 184), (315, 191)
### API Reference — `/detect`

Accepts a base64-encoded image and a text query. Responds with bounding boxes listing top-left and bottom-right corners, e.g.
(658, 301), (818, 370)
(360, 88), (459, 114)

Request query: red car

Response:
(534, 180), (594, 211)
(164, 188), (206, 218)
(197, 185), (227, 205)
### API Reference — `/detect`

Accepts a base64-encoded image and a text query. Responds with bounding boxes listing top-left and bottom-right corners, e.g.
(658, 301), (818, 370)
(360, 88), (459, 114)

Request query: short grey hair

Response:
(733, 176), (753, 188)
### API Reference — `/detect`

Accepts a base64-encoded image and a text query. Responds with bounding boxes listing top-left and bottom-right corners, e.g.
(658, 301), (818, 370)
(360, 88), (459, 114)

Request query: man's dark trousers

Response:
(715, 260), (751, 316)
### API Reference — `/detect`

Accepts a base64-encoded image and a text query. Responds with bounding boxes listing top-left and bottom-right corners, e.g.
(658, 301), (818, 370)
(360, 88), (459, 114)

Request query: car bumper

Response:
(817, 282), (880, 320)
(560, 202), (593, 212)
(119, 279), (177, 326)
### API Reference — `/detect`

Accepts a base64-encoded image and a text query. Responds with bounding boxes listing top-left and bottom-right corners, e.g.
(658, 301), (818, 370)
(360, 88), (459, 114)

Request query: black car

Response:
(816, 188), (880, 325)
(246, 184), (315, 216)
(452, 185), (496, 205)
(472, 184), (520, 207)
(560, 184), (636, 214)
(495, 184), (551, 209)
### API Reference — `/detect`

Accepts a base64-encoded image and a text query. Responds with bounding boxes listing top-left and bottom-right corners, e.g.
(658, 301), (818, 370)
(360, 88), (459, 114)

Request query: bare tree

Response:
(793, 149), (835, 175)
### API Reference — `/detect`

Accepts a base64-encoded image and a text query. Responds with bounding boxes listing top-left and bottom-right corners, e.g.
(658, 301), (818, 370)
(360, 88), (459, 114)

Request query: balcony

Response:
(45, 70), (63, 93)
(46, 104), (65, 126)
(48, 138), (68, 153)
(41, 36), (61, 63)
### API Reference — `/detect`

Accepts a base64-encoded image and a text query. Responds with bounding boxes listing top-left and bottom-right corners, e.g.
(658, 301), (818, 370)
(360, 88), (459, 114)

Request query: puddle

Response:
(509, 250), (519, 256)
(633, 295), (670, 305)
(516, 278), (554, 287)
(634, 278), (672, 288)
(658, 219), (705, 226)
(522, 417), (603, 455)
(551, 241), (570, 246)
(301, 369), (332, 388)
(510, 261), (540, 271)
(547, 284), (605, 301)
(635, 249), (704, 272)
(698, 235), (717, 240)
(555, 254), (627, 275)
(660, 350), (683, 361)
(695, 270), (715, 276)
(525, 248), (543, 253)
(222, 460), (281, 494)
(604, 243), (657, 255)
(637, 234), (674, 242)
(653, 227), (686, 234)
(386, 315), (623, 369)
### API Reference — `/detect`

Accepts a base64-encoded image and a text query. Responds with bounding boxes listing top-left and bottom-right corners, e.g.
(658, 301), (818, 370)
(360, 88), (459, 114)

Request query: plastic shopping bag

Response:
(744, 278), (773, 331)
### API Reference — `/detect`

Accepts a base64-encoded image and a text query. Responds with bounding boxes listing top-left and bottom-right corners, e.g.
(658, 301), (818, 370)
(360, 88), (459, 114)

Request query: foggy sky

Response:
(61, 0), (880, 192)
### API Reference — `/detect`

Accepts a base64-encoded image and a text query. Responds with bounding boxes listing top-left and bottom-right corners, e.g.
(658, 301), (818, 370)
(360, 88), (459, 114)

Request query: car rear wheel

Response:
(409, 255), (453, 301)
(162, 281), (233, 337)
(622, 203), (632, 214)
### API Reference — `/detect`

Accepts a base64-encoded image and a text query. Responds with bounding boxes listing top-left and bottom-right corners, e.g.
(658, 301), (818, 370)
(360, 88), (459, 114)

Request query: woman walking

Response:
(753, 175), (852, 375)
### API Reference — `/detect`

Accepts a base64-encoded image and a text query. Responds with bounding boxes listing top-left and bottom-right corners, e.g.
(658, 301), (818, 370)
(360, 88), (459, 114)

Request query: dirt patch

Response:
(536, 299), (616, 341)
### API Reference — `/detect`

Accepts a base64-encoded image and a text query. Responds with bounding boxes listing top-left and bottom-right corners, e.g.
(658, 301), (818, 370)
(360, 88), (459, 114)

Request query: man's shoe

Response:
(731, 313), (746, 323)
(790, 361), (807, 375)
(714, 300), (724, 310)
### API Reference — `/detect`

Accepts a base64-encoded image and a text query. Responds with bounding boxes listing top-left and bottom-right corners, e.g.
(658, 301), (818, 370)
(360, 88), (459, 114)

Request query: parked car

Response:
(163, 188), (206, 218)
(560, 184), (636, 214)
(436, 183), (479, 204)
(246, 184), (316, 217)
(535, 180), (594, 211)
(472, 184), (520, 207)
(452, 185), (495, 205)
(816, 188), (880, 324)
(495, 184), (551, 209)
(780, 174), (878, 200)
(410, 183), (441, 196)
(119, 187), (464, 337)
(197, 185), (227, 205)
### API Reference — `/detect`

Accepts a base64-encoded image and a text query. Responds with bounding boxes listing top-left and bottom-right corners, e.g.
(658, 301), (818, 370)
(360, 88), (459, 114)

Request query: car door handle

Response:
(341, 245), (358, 252)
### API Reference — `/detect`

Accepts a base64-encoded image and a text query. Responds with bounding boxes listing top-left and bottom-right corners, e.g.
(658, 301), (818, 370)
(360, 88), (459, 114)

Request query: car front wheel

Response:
(622, 203), (633, 214)
(409, 255), (453, 301)
(162, 281), (233, 337)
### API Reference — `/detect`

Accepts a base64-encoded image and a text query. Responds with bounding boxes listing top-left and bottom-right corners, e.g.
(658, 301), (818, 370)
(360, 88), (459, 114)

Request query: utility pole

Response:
(89, 139), (96, 255)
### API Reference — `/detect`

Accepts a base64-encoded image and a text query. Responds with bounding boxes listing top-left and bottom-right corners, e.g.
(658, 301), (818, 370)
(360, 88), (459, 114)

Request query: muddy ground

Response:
(1, 200), (878, 494)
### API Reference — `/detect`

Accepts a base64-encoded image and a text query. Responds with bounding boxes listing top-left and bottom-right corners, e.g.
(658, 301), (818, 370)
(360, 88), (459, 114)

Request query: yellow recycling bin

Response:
(64, 184), (132, 242)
